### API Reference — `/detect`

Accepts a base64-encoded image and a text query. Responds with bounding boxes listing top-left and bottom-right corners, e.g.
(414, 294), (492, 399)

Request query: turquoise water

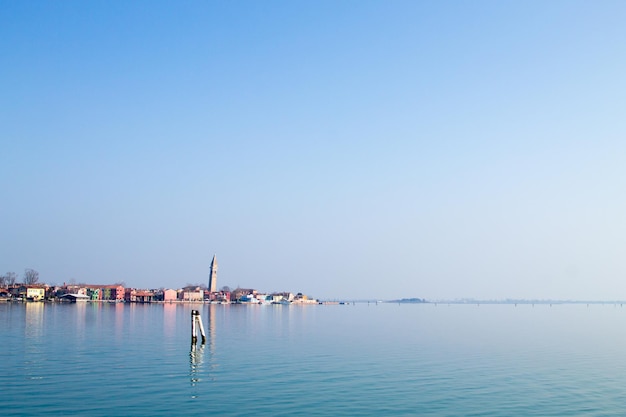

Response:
(3, 302), (626, 416)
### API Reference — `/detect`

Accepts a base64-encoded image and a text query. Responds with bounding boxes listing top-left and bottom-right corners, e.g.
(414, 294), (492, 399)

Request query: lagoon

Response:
(3, 302), (626, 416)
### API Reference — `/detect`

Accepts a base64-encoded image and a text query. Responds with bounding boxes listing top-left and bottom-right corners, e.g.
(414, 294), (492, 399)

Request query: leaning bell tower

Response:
(208, 254), (218, 292)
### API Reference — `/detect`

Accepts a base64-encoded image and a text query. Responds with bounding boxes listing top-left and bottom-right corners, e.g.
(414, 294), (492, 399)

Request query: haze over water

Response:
(3, 302), (626, 416)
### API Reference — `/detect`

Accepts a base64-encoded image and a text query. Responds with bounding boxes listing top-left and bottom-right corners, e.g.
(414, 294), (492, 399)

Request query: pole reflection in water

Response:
(190, 341), (205, 390)
(189, 304), (220, 398)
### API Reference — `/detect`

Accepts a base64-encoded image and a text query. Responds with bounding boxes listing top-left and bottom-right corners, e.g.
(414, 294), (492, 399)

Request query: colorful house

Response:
(26, 287), (45, 301)
(180, 290), (203, 302)
(163, 289), (177, 302)
(124, 289), (155, 303)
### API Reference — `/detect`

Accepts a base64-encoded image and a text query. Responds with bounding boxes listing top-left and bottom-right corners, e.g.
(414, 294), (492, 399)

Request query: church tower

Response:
(208, 254), (218, 292)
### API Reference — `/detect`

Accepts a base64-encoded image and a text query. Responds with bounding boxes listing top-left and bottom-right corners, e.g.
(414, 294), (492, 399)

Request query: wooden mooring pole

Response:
(191, 310), (206, 344)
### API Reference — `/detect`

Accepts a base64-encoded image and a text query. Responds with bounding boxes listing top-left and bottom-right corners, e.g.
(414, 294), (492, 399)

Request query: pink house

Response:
(163, 289), (177, 302)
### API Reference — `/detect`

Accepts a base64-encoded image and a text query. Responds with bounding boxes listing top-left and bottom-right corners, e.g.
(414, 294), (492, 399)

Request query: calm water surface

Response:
(3, 302), (626, 416)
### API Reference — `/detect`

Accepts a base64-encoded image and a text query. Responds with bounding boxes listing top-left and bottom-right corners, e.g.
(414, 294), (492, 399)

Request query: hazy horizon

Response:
(2, 1), (626, 301)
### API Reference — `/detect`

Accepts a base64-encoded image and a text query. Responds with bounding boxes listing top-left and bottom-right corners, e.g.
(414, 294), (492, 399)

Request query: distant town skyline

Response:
(2, 1), (626, 301)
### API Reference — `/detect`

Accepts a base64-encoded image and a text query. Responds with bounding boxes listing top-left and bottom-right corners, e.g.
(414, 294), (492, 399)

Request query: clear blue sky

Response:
(2, 1), (626, 300)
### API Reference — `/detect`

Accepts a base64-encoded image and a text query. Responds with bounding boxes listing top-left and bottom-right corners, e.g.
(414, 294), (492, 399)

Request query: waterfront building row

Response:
(0, 284), (316, 304)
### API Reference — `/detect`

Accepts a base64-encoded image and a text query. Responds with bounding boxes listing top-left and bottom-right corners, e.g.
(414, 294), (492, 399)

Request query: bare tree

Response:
(23, 269), (39, 285)
(185, 283), (207, 290)
(3, 272), (17, 286)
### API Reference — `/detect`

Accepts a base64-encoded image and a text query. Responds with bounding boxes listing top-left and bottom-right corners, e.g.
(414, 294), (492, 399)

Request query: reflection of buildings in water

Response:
(205, 305), (219, 381)
(24, 302), (46, 375)
(25, 302), (44, 338)
(163, 303), (177, 337)
(128, 302), (138, 328)
(207, 304), (217, 354)
(114, 302), (125, 340)
(73, 300), (87, 337)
